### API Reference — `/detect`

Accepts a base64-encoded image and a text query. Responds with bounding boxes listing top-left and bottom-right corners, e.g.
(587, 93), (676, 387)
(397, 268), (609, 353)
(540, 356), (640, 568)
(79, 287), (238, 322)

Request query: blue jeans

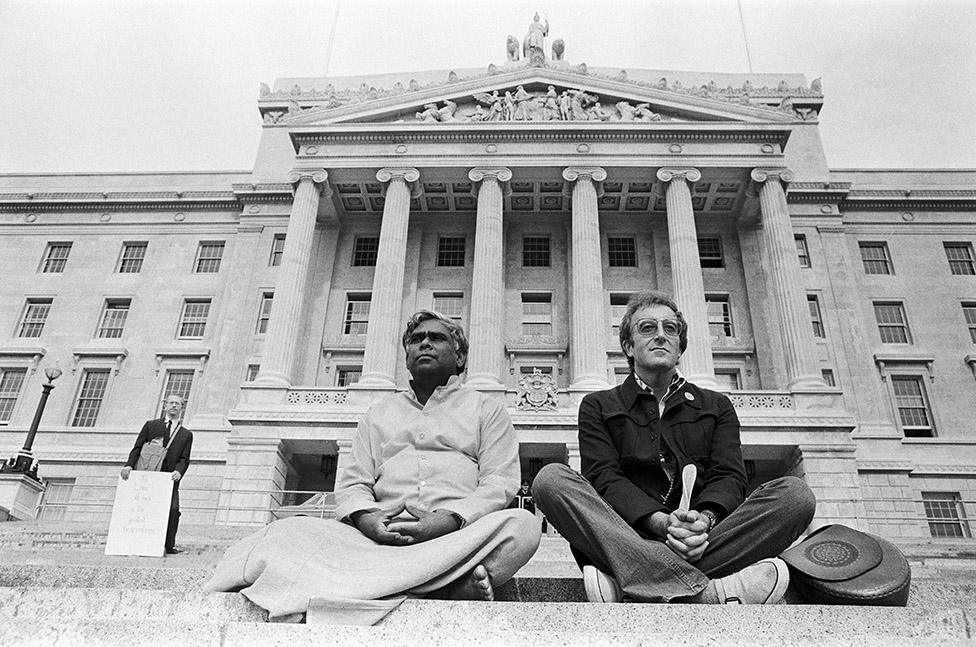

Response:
(532, 463), (816, 602)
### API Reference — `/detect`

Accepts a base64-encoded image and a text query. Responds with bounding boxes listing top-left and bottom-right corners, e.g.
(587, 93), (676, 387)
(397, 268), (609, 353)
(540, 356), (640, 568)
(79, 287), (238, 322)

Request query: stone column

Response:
(256, 169), (327, 387)
(657, 168), (717, 389)
(563, 167), (610, 391)
(466, 167), (512, 388)
(358, 168), (419, 388)
(751, 168), (825, 390)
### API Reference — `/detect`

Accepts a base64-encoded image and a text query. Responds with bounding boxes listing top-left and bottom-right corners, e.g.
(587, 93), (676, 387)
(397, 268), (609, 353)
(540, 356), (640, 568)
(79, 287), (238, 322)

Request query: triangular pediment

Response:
(274, 67), (801, 128)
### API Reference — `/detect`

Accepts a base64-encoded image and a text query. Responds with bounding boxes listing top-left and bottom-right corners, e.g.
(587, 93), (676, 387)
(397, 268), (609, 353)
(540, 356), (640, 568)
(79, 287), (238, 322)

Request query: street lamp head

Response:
(44, 366), (63, 383)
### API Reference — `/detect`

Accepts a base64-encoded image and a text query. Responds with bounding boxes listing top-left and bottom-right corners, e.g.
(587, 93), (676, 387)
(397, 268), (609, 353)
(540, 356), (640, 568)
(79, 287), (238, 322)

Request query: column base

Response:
(252, 371), (291, 388)
(238, 382), (290, 406)
(569, 376), (611, 392)
(350, 374), (397, 390)
(464, 374), (506, 390)
(788, 374), (830, 391)
(684, 373), (720, 391)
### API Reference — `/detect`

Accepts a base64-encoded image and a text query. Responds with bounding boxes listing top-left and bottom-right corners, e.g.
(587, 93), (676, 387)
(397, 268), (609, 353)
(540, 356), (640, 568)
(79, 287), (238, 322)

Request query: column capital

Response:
(750, 167), (795, 185)
(287, 168), (328, 188)
(656, 167), (701, 184)
(376, 167), (421, 198)
(376, 167), (420, 184)
(468, 166), (513, 183)
(561, 166), (607, 183)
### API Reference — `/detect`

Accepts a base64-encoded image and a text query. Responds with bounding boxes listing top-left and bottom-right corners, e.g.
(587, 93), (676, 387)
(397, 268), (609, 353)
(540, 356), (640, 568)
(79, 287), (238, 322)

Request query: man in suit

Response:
(121, 394), (193, 554)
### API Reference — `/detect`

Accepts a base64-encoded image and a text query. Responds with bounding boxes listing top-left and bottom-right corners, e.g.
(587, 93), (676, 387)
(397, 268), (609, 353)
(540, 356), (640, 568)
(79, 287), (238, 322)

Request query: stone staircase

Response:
(0, 521), (974, 646)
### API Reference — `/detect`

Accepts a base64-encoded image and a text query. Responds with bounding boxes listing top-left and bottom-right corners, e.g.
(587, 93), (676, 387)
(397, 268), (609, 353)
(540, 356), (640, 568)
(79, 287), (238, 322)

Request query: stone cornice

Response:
(291, 125), (792, 150)
(0, 190), (241, 213)
(786, 182), (851, 203)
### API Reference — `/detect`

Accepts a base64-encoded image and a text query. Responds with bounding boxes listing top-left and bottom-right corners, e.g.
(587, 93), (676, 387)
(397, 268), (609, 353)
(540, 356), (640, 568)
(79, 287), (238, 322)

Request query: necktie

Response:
(165, 420), (172, 444)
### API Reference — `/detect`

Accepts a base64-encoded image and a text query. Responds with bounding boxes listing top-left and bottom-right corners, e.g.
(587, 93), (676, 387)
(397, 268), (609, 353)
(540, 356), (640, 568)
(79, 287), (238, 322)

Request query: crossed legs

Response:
(532, 463), (816, 602)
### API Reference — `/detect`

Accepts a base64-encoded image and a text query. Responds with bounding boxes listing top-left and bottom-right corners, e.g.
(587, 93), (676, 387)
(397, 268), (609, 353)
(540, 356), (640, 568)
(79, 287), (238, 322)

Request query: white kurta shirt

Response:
(334, 375), (520, 525)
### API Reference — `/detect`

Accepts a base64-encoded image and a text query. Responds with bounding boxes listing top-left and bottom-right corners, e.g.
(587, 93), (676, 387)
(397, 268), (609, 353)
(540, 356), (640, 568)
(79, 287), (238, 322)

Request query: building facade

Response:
(1, 32), (974, 540)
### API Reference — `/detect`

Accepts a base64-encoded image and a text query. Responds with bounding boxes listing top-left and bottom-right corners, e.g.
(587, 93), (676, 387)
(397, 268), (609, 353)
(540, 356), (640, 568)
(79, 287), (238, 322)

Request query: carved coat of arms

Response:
(516, 368), (559, 411)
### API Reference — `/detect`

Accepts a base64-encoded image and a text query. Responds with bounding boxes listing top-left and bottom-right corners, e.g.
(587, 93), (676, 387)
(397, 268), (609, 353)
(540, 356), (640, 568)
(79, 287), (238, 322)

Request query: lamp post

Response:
(0, 366), (62, 482)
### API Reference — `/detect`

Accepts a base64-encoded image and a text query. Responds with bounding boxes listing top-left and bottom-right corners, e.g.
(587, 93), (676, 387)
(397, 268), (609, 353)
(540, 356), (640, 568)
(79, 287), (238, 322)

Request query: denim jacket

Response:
(578, 374), (747, 529)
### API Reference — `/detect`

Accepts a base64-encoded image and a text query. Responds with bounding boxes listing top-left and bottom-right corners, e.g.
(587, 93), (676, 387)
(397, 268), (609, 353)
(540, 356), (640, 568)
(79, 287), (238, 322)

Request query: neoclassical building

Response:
(1, 26), (974, 540)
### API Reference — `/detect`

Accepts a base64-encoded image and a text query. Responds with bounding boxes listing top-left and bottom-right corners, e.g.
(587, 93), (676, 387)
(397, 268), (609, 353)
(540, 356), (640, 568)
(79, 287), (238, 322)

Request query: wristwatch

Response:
(700, 509), (718, 532)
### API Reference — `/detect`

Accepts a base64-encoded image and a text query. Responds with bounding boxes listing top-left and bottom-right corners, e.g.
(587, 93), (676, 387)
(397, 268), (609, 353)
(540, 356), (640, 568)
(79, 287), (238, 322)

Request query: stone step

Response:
(0, 587), (267, 623)
(0, 562), (971, 608)
(2, 598), (972, 646)
(1, 619), (973, 647)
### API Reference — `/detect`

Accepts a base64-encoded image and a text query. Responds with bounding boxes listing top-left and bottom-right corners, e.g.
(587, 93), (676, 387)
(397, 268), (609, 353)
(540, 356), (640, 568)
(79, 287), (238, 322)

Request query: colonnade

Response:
(257, 165), (825, 392)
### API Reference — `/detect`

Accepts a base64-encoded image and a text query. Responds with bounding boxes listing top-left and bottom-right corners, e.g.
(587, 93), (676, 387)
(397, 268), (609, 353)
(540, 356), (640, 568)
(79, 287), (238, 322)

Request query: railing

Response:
(285, 389), (348, 406)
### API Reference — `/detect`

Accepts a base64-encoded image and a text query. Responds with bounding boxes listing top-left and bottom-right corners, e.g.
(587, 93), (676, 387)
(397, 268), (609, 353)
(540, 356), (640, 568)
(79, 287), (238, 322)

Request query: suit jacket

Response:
(578, 374), (746, 529)
(125, 418), (193, 482)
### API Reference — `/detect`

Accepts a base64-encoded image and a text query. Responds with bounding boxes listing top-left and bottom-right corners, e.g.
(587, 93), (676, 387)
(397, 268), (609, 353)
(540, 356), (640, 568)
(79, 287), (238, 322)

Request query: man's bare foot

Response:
(442, 564), (494, 601)
(470, 564), (493, 601)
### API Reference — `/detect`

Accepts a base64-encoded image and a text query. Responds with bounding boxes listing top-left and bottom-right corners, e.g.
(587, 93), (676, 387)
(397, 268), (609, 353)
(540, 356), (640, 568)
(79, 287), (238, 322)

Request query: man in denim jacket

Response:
(534, 291), (816, 604)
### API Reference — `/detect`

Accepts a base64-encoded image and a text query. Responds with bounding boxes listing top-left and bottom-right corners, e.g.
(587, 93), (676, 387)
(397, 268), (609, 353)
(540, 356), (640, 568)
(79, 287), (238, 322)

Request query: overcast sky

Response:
(1, 0), (974, 174)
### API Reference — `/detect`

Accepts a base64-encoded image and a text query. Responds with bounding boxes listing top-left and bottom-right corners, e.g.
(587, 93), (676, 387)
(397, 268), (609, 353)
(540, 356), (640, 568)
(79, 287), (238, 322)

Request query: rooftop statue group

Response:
(415, 86), (663, 123)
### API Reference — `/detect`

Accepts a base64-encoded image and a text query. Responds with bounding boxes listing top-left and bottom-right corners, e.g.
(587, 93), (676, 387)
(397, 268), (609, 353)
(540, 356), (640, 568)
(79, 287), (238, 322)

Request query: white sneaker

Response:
(583, 565), (623, 603)
(714, 557), (790, 604)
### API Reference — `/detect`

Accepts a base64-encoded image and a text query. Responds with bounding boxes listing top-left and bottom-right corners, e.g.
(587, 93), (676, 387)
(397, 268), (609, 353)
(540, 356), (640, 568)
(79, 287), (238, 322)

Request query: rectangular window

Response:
(821, 369), (836, 387)
(891, 375), (933, 437)
(522, 237), (551, 267)
(706, 295), (733, 337)
(0, 368), (28, 423)
(964, 303), (976, 343)
(437, 236), (466, 267)
(432, 292), (464, 323)
(859, 242), (892, 275)
(607, 237), (637, 267)
(944, 242), (976, 275)
(343, 294), (371, 335)
(269, 234), (285, 267)
(255, 292), (274, 334)
(96, 299), (131, 339)
(352, 236), (379, 266)
(245, 364), (260, 382)
(335, 367), (362, 387)
(697, 237), (724, 268)
(118, 242), (148, 273)
(521, 293), (552, 336)
(715, 369), (742, 391)
(41, 242), (72, 273)
(808, 295), (825, 338)
(18, 298), (52, 338)
(194, 241), (225, 273)
(610, 293), (631, 337)
(795, 235), (810, 268)
(163, 369), (194, 406)
(922, 492), (971, 538)
(37, 479), (74, 521)
(178, 299), (211, 339)
(874, 302), (911, 344)
(71, 369), (110, 427)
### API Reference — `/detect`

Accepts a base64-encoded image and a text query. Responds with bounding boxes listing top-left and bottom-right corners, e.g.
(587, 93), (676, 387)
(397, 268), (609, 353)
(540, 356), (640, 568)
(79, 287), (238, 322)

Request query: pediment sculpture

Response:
(516, 368), (559, 411)
(415, 86), (664, 124)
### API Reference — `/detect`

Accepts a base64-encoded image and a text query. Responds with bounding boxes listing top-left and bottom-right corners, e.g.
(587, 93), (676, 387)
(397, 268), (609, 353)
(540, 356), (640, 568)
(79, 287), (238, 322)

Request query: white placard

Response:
(104, 471), (174, 557)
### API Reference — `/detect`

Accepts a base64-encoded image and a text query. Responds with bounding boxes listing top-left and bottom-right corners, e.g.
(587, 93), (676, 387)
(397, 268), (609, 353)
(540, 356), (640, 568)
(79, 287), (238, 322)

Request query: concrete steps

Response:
(0, 596), (973, 646)
(0, 521), (973, 645)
